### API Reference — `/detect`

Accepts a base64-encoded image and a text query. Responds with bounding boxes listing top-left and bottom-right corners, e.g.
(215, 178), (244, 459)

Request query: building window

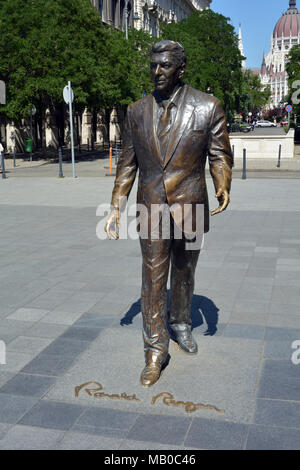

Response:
(99, 0), (103, 18)
(120, 0), (125, 26)
(112, 0), (117, 25)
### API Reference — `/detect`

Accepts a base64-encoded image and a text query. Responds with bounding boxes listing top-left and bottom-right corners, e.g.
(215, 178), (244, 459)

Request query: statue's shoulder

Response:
(185, 85), (220, 109)
(128, 94), (152, 114)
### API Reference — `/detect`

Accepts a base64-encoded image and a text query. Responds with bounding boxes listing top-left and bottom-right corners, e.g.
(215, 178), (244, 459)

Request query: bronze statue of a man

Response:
(106, 40), (233, 387)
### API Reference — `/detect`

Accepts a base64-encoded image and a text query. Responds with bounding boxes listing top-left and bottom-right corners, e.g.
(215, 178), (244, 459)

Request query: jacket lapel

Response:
(163, 86), (195, 169)
(142, 94), (161, 165)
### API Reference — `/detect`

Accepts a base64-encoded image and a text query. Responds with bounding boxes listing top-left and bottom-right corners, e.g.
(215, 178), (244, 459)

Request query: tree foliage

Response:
(0, 0), (153, 121)
(238, 70), (271, 116)
(160, 10), (244, 120)
(0, 2), (271, 126)
(160, 10), (271, 120)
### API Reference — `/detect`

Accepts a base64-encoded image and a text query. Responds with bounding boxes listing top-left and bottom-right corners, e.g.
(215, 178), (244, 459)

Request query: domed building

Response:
(260, 0), (300, 108)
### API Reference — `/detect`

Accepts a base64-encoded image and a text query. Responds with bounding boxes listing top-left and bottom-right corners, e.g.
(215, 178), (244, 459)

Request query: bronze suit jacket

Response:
(111, 84), (233, 234)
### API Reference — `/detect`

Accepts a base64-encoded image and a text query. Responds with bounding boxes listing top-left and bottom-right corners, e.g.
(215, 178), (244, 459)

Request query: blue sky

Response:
(211, 0), (294, 69)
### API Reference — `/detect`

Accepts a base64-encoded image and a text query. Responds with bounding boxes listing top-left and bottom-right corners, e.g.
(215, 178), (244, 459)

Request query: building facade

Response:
(259, 0), (300, 108)
(91, 1), (211, 36)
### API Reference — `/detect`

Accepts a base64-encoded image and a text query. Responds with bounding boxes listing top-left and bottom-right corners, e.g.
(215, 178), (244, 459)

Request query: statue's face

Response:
(150, 51), (185, 96)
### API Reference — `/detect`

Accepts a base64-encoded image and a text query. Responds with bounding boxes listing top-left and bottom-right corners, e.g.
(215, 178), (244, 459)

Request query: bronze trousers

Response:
(139, 221), (200, 366)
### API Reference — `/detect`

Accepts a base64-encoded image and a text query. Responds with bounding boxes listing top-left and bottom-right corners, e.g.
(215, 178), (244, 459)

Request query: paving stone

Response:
(253, 399), (300, 428)
(260, 359), (300, 380)
(21, 353), (77, 376)
(71, 424), (128, 439)
(39, 310), (86, 325)
(233, 300), (269, 314)
(24, 322), (69, 338)
(6, 308), (49, 322)
(0, 425), (64, 450)
(0, 393), (39, 424)
(119, 439), (189, 450)
(1, 351), (36, 373)
(184, 417), (249, 450)
(257, 373), (300, 401)
(229, 311), (267, 326)
(127, 414), (191, 446)
(246, 425), (300, 450)
(55, 431), (122, 450)
(263, 341), (295, 360)
(73, 313), (115, 329)
(41, 337), (89, 356)
(0, 373), (56, 398)
(222, 324), (265, 340)
(60, 326), (103, 342)
(75, 406), (139, 431)
(0, 423), (12, 441)
(19, 400), (86, 430)
(7, 336), (52, 354)
(0, 372), (15, 388)
(265, 327), (300, 342)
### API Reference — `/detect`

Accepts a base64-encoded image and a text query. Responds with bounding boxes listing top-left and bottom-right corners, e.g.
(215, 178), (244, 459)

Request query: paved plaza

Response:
(0, 173), (300, 450)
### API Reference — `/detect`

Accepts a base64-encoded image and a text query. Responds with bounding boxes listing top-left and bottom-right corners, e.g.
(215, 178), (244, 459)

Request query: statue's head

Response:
(150, 40), (186, 97)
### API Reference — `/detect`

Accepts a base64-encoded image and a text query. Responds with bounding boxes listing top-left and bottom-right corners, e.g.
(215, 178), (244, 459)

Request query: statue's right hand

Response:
(105, 208), (120, 240)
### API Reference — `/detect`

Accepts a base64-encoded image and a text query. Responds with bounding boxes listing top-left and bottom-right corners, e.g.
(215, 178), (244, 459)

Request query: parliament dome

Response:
(273, 0), (300, 37)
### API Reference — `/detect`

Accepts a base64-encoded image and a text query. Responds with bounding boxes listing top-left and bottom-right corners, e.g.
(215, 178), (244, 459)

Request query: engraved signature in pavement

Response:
(74, 381), (141, 402)
(151, 392), (225, 414)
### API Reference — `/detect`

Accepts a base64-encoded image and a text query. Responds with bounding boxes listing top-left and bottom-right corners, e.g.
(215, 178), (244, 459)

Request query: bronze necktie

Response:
(157, 102), (174, 160)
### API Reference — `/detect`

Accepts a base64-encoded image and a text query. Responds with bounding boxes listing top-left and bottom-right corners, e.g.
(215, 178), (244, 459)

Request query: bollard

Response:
(114, 145), (119, 166)
(58, 147), (64, 178)
(232, 144), (235, 168)
(109, 146), (112, 175)
(277, 144), (282, 168)
(13, 146), (16, 167)
(242, 148), (246, 180)
(87, 138), (90, 152)
(0, 151), (6, 179)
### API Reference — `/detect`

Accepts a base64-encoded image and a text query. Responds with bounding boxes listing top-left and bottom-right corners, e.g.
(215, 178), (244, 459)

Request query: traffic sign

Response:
(28, 106), (36, 116)
(0, 81), (5, 105)
(286, 104), (293, 113)
(63, 84), (74, 104)
(63, 82), (75, 178)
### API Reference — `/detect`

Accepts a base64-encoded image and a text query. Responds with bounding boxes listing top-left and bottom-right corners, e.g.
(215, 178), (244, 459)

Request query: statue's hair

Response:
(150, 40), (186, 66)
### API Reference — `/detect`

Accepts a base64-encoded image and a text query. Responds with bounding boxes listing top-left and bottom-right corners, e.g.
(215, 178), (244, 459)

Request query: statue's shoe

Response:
(140, 363), (162, 387)
(171, 325), (198, 355)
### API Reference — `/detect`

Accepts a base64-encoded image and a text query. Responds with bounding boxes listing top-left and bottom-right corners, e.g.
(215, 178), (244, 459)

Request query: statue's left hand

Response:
(211, 188), (230, 216)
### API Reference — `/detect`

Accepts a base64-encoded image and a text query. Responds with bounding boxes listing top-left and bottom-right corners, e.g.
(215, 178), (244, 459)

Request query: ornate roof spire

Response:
(289, 0), (297, 9)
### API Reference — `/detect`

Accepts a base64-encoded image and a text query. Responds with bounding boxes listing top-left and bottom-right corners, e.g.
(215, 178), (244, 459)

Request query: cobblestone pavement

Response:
(0, 176), (299, 450)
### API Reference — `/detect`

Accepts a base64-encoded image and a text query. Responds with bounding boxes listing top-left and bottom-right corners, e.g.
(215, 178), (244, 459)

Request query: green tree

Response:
(286, 44), (300, 117)
(0, 0), (112, 121)
(239, 70), (271, 116)
(159, 10), (244, 121)
(0, 0), (153, 142)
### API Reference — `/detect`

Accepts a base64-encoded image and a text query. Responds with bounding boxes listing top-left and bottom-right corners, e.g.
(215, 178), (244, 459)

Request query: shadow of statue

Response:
(120, 292), (219, 336)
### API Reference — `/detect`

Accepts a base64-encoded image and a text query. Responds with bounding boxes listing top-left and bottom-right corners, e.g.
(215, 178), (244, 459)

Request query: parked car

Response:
(255, 120), (277, 128)
(228, 122), (252, 133)
(280, 120), (289, 127)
